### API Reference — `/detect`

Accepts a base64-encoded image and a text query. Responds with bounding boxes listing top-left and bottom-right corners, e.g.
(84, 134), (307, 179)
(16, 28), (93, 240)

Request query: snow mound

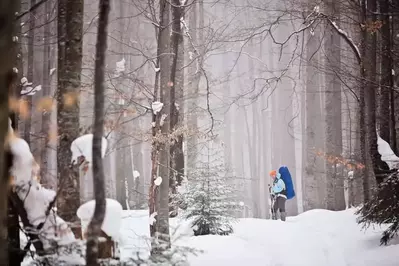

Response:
(77, 198), (123, 240)
(377, 135), (399, 169)
(70, 134), (107, 164)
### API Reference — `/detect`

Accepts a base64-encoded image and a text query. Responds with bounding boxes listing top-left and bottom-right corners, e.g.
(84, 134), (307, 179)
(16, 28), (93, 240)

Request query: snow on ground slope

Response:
(119, 209), (398, 266)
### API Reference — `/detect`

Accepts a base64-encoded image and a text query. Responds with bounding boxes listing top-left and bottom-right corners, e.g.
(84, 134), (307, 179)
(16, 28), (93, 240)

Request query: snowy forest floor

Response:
(120, 209), (398, 266)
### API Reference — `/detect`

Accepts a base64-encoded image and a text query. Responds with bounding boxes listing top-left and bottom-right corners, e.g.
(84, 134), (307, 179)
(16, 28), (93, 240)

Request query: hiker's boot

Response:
(280, 212), (286, 221)
(272, 214), (277, 220)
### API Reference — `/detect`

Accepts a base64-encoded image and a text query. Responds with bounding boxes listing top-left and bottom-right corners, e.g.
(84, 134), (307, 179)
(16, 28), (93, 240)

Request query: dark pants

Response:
(272, 196), (286, 221)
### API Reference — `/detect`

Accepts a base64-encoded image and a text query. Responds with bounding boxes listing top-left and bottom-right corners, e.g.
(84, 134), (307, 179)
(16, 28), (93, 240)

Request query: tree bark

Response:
(40, 0), (53, 188)
(149, 0), (163, 250)
(156, 0), (171, 252)
(86, 0), (109, 264)
(392, 1), (399, 153)
(56, 0), (83, 238)
(186, 0), (199, 174)
(379, 0), (395, 150)
(324, 0), (344, 211)
(0, 2), (18, 265)
(169, 0), (184, 218)
(23, 0), (36, 145)
(304, 21), (325, 210)
(363, 0), (390, 187)
(8, 1), (23, 264)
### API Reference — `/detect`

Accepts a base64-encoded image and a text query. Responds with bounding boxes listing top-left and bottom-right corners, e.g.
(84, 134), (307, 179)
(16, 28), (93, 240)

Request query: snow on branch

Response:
(325, 19), (361, 65)
(71, 134), (108, 165)
(8, 120), (75, 251)
(303, 6), (361, 65)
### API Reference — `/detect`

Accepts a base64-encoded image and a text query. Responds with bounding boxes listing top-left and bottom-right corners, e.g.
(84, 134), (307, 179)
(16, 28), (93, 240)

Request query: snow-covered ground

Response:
(119, 209), (398, 266)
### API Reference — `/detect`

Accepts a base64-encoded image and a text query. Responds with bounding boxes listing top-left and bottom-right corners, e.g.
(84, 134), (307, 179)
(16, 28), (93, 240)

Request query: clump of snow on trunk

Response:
(154, 176), (162, 186)
(70, 134), (108, 165)
(377, 134), (399, 169)
(149, 211), (157, 226)
(77, 198), (123, 240)
(133, 170), (140, 178)
(151, 101), (163, 115)
(115, 58), (125, 77)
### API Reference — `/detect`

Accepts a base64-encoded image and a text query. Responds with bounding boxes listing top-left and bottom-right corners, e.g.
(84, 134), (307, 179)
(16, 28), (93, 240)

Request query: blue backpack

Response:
(278, 166), (295, 200)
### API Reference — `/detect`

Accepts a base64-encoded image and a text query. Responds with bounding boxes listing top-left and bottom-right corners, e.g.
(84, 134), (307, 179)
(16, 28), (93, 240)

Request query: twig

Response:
(16, 0), (49, 20)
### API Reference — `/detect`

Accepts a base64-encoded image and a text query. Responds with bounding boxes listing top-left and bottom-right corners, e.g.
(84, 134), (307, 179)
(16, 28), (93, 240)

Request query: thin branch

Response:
(16, 0), (49, 20)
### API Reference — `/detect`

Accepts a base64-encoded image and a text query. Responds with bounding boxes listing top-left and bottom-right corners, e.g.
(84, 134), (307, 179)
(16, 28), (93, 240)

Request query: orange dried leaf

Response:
(37, 97), (54, 112)
(63, 92), (79, 107)
(126, 107), (136, 114)
(9, 97), (30, 119)
(48, 129), (58, 143)
(83, 163), (89, 173)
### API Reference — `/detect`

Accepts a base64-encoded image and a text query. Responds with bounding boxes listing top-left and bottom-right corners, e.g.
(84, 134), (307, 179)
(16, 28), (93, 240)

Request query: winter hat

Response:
(269, 170), (277, 177)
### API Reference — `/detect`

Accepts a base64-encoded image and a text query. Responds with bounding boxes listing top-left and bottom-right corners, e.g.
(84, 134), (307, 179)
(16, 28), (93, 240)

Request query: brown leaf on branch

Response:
(36, 96), (54, 112)
(48, 129), (58, 144)
(9, 97), (29, 119)
(63, 91), (79, 107)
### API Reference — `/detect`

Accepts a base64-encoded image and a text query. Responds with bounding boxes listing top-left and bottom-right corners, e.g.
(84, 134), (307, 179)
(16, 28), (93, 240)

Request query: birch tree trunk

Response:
(86, 0), (109, 264)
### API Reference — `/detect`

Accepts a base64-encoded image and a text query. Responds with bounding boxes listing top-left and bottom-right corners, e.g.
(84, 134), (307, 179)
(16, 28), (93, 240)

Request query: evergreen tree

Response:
(180, 150), (243, 236)
(356, 172), (399, 245)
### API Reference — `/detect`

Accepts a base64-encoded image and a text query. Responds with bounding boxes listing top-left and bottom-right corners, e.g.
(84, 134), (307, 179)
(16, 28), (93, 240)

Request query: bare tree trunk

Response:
(0, 3), (18, 265)
(8, 1), (23, 264)
(23, 0), (36, 145)
(393, 2), (399, 153)
(304, 23), (325, 210)
(169, 0), (185, 218)
(86, 0), (109, 264)
(379, 0), (394, 149)
(56, 0), (83, 238)
(41, 0), (52, 188)
(364, 0), (390, 187)
(324, 0), (344, 211)
(186, 0), (200, 174)
(156, 0), (171, 252)
(149, 0), (163, 249)
(0, 74), (11, 265)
